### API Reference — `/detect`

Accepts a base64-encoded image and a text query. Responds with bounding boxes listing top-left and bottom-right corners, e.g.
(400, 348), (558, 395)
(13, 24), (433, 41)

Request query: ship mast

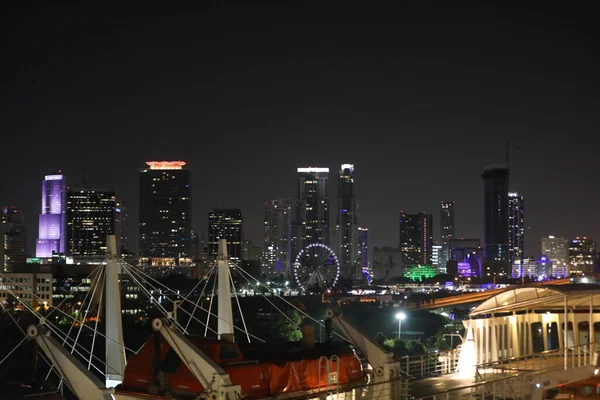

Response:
(217, 238), (235, 342)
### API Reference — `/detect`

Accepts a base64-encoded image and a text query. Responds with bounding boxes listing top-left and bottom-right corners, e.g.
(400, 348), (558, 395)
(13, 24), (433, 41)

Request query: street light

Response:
(396, 312), (406, 339)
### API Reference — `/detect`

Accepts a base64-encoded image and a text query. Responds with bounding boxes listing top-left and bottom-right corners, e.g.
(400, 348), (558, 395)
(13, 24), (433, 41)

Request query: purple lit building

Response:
(36, 174), (66, 258)
(535, 255), (552, 279)
(457, 262), (475, 277)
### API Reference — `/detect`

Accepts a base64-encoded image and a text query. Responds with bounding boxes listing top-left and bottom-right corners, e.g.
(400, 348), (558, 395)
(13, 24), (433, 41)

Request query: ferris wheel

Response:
(293, 243), (340, 292)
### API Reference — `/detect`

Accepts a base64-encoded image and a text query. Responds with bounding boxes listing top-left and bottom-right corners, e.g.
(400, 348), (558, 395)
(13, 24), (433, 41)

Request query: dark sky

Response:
(3, 3), (599, 257)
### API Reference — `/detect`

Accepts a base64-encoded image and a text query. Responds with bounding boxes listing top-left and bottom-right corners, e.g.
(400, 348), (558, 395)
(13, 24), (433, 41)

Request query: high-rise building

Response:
(208, 209), (243, 262)
(36, 174), (66, 258)
(541, 235), (569, 277)
(399, 211), (433, 265)
(66, 188), (116, 259)
(296, 167), (329, 250)
(115, 200), (128, 254)
(508, 192), (525, 266)
(139, 161), (193, 265)
(263, 198), (293, 276)
(358, 227), (369, 272)
(569, 237), (596, 276)
(481, 166), (510, 275)
(336, 164), (358, 279)
(1, 206), (27, 271)
(432, 245), (442, 273)
(440, 201), (455, 271)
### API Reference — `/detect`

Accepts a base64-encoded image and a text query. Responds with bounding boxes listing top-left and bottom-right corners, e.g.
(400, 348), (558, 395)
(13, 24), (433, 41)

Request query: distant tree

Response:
(374, 332), (388, 347)
(271, 310), (302, 341)
(406, 340), (426, 356)
(383, 338), (408, 356)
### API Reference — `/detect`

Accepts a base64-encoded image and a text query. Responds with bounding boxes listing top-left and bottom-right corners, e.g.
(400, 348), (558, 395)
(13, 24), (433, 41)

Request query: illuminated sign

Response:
(146, 161), (186, 170)
(297, 167), (329, 173)
(45, 174), (64, 181)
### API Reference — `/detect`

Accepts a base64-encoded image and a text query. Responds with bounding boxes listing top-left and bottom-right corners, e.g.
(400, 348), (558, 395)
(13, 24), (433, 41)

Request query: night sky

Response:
(3, 3), (599, 257)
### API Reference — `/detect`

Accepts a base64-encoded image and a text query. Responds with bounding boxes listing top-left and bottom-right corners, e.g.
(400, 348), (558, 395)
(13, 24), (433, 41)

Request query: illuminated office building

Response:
(337, 164), (359, 279)
(399, 211), (433, 265)
(440, 201), (455, 271)
(541, 235), (569, 277)
(1, 206), (27, 271)
(358, 227), (369, 272)
(263, 198), (293, 275)
(67, 188), (116, 259)
(209, 209), (243, 262)
(36, 174), (66, 258)
(508, 192), (525, 266)
(481, 165), (510, 275)
(296, 167), (329, 250)
(115, 200), (128, 254)
(139, 161), (193, 265)
(569, 237), (596, 275)
(432, 245), (442, 273)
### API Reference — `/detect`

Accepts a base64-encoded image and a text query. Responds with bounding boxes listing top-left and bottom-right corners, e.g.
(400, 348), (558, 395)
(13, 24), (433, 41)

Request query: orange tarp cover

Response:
(122, 338), (363, 397)
(266, 354), (362, 394)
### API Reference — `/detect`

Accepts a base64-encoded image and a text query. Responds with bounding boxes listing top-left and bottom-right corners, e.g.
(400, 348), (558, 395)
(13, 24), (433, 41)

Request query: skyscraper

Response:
(399, 211), (433, 265)
(208, 209), (243, 262)
(508, 192), (524, 266)
(296, 167), (329, 250)
(1, 206), (27, 271)
(481, 165), (510, 275)
(66, 188), (116, 259)
(541, 235), (569, 277)
(139, 161), (193, 265)
(337, 164), (358, 279)
(440, 201), (455, 271)
(432, 244), (442, 273)
(358, 227), (369, 273)
(263, 198), (293, 276)
(115, 200), (128, 254)
(36, 174), (66, 258)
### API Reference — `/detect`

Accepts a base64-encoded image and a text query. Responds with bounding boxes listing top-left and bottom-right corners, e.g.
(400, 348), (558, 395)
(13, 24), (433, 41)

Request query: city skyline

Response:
(4, 157), (600, 261)
(3, 4), (600, 258)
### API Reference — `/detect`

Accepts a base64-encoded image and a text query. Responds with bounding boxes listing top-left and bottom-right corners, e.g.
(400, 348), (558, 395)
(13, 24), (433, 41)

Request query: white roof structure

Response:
(469, 284), (600, 317)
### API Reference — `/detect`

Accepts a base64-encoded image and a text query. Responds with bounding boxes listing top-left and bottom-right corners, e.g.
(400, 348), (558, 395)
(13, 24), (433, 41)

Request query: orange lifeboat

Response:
(117, 334), (363, 399)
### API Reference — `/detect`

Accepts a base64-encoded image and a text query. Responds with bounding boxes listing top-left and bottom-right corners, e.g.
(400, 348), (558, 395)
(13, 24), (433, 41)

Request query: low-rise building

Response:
(0, 272), (52, 307)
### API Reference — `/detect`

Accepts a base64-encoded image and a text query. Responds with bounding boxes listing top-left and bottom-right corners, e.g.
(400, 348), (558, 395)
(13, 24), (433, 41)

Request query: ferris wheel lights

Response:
(293, 243), (340, 292)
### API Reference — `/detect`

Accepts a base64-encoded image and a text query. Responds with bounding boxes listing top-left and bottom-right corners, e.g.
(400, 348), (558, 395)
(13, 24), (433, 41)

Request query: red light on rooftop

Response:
(146, 161), (186, 170)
